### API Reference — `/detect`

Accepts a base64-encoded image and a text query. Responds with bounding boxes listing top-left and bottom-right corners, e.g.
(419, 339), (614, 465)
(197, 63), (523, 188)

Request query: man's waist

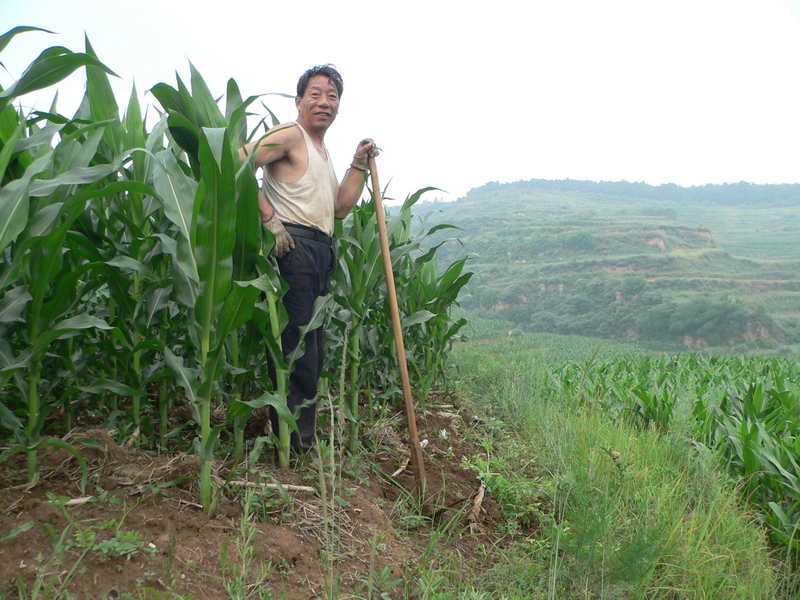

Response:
(282, 223), (333, 246)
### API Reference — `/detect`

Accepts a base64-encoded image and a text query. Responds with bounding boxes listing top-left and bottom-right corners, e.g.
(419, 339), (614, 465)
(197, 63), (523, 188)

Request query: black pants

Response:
(274, 235), (335, 449)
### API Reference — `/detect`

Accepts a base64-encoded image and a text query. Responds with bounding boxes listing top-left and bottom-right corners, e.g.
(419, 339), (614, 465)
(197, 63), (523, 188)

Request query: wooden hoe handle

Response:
(368, 156), (427, 498)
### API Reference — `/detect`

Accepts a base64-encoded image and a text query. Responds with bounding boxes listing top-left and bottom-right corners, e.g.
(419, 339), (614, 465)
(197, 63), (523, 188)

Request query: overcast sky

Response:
(3, 0), (800, 202)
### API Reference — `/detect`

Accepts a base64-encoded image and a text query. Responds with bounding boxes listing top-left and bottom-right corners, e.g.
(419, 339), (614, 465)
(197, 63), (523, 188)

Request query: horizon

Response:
(417, 177), (800, 204)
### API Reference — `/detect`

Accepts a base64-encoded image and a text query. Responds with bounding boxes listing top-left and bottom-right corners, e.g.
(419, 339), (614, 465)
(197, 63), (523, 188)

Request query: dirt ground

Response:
(0, 397), (533, 599)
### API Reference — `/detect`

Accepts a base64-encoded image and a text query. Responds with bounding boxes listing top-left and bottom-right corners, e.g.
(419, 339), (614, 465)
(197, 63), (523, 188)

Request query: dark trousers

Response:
(274, 235), (335, 449)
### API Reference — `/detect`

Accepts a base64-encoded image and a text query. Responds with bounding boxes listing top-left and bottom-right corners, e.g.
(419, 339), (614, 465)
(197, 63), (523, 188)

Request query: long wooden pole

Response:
(368, 157), (427, 497)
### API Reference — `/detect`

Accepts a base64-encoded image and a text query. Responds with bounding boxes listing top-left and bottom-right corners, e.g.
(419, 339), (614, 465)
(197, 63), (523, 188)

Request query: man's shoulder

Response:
(271, 120), (299, 130)
(258, 121), (305, 160)
(265, 120), (301, 139)
(258, 121), (309, 170)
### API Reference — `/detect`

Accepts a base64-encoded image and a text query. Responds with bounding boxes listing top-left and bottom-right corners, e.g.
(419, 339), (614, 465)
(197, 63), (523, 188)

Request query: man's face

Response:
(296, 75), (340, 132)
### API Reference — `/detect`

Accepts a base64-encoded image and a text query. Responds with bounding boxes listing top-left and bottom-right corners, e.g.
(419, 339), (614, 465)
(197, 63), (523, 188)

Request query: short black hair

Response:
(297, 64), (343, 99)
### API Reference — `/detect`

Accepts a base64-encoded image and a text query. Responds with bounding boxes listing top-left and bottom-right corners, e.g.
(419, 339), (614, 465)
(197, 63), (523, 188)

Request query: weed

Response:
(15, 524), (92, 600)
(94, 530), (144, 560)
(245, 482), (293, 522)
(220, 489), (275, 599)
(354, 536), (403, 600)
(461, 446), (549, 530)
(121, 591), (198, 600)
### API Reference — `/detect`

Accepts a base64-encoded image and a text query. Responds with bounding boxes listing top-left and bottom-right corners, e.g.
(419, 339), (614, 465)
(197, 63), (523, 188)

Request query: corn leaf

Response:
(189, 63), (226, 129)
(0, 27), (54, 54)
(193, 127), (236, 348)
(149, 80), (189, 116)
(402, 310), (435, 328)
(12, 121), (63, 155)
(165, 112), (201, 166)
(242, 391), (296, 432)
(0, 153), (51, 254)
(78, 379), (147, 397)
(29, 162), (121, 196)
(225, 79), (246, 147)
(0, 46), (117, 111)
(153, 149), (199, 283)
(231, 164), (260, 281)
(0, 285), (32, 323)
(31, 314), (113, 358)
(165, 347), (200, 406)
(84, 36), (123, 154)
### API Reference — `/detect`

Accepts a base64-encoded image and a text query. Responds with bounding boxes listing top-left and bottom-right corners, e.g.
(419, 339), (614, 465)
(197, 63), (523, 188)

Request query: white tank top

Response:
(261, 122), (338, 236)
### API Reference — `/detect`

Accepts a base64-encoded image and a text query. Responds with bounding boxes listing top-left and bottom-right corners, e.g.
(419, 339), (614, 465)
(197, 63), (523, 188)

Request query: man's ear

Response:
(295, 96), (301, 109)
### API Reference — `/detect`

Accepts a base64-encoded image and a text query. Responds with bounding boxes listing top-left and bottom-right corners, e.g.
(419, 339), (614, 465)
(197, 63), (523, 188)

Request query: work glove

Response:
(263, 216), (295, 258)
(350, 138), (379, 172)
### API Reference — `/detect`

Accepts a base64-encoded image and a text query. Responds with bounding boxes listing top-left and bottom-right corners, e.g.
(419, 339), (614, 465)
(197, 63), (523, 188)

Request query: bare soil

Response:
(0, 398), (532, 599)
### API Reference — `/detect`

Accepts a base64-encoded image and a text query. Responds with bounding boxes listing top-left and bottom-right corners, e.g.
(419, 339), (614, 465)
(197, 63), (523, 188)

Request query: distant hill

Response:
(456, 178), (800, 207)
(414, 179), (800, 350)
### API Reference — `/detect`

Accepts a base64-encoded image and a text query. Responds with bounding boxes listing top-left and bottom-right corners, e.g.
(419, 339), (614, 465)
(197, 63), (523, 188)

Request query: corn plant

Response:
(0, 29), (141, 482)
(544, 352), (800, 558)
(1, 29), (473, 514)
(381, 191), (470, 405)
(149, 68), (269, 510)
(330, 194), (386, 452)
(330, 187), (468, 451)
(70, 37), (177, 445)
(400, 255), (471, 405)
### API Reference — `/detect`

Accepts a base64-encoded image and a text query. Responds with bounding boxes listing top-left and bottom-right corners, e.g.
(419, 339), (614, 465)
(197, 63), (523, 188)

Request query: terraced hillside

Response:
(418, 179), (800, 350)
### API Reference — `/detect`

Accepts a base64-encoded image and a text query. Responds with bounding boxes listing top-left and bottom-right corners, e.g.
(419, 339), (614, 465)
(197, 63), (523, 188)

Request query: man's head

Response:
(297, 65), (343, 99)
(295, 65), (343, 134)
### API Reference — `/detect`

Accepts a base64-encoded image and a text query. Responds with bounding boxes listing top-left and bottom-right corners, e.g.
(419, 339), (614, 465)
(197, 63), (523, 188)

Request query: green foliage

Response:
(543, 350), (800, 560)
(451, 333), (782, 598)
(419, 178), (800, 347)
(0, 30), (468, 509)
(92, 530), (144, 560)
(330, 190), (471, 451)
(220, 489), (276, 599)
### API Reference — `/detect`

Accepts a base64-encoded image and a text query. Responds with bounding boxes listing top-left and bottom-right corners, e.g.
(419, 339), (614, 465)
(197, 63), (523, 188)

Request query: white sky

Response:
(3, 0), (800, 202)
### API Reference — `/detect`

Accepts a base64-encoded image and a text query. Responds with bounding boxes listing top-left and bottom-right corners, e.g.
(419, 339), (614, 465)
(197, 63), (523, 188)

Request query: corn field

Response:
(546, 351), (800, 558)
(0, 28), (471, 511)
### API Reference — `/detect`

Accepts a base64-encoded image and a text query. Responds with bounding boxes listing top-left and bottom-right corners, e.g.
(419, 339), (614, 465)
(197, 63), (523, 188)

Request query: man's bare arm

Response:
(238, 122), (300, 169)
(240, 122), (301, 222)
(334, 139), (379, 219)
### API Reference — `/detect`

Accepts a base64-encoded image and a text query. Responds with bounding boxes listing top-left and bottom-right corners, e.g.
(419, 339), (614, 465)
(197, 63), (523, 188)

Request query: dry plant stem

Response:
(64, 497), (94, 507)
(368, 156), (427, 499)
(226, 480), (316, 494)
(7, 481), (38, 492)
(468, 482), (486, 523)
(391, 457), (411, 478)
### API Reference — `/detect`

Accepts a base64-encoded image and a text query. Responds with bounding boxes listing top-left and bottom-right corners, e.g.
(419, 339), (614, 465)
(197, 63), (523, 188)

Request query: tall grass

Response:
(542, 351), (800, 559)
(450, 334), (782, 598)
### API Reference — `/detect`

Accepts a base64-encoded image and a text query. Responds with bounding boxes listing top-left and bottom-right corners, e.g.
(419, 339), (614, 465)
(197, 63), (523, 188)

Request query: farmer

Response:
(239, 64), (379, 454)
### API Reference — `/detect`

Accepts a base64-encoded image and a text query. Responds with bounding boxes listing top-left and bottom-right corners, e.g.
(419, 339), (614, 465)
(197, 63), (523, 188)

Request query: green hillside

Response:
(417, 179), (800, 350)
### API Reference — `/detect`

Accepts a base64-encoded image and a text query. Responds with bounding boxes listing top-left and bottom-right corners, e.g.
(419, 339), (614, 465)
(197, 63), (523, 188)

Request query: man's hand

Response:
(263, 216), (295, 258)
(350, 138), (380, 172)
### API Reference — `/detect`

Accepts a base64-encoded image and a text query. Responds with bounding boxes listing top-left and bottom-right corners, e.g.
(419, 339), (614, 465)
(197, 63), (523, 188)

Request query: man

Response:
(239, 64), (378, 453)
